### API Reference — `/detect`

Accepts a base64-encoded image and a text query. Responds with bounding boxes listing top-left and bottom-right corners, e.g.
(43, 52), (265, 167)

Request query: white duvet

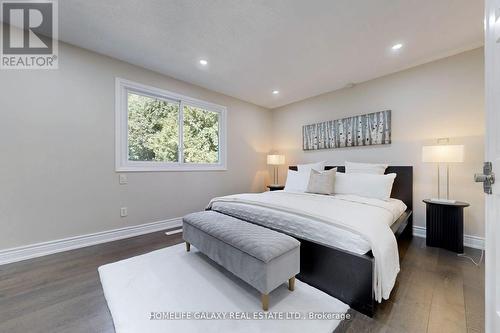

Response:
(208, 191), (404, 302)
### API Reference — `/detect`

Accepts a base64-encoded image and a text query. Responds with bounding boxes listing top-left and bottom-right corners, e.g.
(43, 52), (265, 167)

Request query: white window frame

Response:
(115, 78), (227, 172)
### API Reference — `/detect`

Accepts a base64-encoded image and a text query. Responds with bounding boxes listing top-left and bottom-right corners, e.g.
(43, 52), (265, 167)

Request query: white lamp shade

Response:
(267, 154), (285, 165)
(422, 145), (464, 163)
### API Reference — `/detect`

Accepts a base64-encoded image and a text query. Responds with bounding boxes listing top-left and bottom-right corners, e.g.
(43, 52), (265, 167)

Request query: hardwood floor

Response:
(336, 237), (485, 333)
(0, 231), (484, 333)
(0, 229), (183, 333)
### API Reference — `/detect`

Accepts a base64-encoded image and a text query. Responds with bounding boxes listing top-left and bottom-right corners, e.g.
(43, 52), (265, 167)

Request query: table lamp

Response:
(267, 154), (285, 186)
(422, 144), (464, 203)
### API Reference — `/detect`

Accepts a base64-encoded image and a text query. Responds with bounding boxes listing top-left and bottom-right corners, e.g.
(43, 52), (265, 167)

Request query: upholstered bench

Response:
(182, 211), (300, 311)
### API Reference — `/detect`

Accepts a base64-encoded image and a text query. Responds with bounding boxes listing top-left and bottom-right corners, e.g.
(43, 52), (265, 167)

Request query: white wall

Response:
(0, 42), (272, 250)
(271, 48), (485, 238)
(0, 43), (485, 251)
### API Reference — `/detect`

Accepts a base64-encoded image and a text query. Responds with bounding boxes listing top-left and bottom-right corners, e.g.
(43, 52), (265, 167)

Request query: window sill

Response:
(115, 164), (227, 172)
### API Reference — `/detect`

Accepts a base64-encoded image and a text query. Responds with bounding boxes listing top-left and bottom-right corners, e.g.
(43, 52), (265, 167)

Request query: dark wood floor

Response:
(0, 230), (484, 333)
(336, 237), (485, 333)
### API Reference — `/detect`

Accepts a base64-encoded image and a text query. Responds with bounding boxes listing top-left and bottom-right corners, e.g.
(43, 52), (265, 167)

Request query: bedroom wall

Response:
(0, 42), (272, 250)
(271, 48), (485, 239)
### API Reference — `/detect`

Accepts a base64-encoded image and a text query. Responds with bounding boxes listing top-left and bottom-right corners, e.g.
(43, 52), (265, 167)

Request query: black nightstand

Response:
(267, 185), (285, 191)
(423, 199), (470, 253)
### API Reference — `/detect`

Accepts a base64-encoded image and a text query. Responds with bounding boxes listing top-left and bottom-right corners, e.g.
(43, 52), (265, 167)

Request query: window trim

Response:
(115, 78), (227, 172)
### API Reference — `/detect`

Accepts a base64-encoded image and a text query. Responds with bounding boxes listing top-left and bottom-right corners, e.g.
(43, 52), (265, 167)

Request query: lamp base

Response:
(429, 198), (457, 204)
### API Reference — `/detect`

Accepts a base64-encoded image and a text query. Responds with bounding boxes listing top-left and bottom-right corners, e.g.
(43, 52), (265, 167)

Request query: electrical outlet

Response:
(120, 207), (128, 217)
(119, 174), (128, 185)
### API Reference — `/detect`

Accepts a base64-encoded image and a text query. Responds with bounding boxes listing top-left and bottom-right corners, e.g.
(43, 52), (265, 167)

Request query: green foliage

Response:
(127, 92), (219, 164)
(183, 105), (219, 164)
(128, 93), (179, 162)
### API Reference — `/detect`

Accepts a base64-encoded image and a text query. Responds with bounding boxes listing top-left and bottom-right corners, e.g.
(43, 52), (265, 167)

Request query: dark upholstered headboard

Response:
(288, 166), (413, 211)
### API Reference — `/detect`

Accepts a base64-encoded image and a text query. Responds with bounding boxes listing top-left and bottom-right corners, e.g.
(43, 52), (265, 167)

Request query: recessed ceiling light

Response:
(199, 59), (208, 66)
(272, 90), (279, 95)
(391, 43), (403, 50)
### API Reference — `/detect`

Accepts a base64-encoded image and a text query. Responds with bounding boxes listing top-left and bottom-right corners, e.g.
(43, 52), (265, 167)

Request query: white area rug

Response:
(98, 244), (349, 333)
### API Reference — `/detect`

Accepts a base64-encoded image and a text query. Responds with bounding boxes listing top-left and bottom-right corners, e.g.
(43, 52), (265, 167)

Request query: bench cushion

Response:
(183, 210), (300, 295)
(183, 211), (300, 263)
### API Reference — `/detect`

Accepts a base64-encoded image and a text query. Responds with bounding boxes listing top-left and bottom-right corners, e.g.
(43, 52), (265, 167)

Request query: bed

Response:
(208, 166), (413, 317)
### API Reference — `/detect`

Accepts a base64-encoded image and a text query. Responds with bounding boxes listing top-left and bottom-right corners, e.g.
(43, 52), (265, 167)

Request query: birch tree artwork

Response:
(302, 110), (391, 150)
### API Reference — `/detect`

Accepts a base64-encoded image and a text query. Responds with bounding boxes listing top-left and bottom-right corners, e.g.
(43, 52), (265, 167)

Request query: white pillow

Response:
(284, 169), (312, 192)
(297, 161), (326, 172)
(307, 168), (337, 195)
(345, 161), (388, 175)
(334, 172), (396, 200)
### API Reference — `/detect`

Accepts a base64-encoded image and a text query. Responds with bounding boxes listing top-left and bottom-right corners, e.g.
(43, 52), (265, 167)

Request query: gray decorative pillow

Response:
(306, 168), (337, 195)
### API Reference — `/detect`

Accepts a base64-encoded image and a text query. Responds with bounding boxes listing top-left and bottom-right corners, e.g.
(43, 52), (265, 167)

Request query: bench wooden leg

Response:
(185, 242), (190, 252)
(289, 276), (295, 291)
(261, 294), (269, 311)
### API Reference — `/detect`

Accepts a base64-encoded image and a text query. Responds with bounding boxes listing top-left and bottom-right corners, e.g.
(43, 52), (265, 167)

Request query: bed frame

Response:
(288, 166), (413, 317)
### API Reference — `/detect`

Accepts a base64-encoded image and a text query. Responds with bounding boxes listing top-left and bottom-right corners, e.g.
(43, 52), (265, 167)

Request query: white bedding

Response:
(208, 191), (407, 302)
(210, 193), (406, 254)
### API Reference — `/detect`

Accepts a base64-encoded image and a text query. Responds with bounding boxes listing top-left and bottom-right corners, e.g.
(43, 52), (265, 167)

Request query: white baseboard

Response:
(0, 221), (483, 266)
(0, 217), (182, 266)
(413, 226), (485, 250)
(412, 226), (427, 238)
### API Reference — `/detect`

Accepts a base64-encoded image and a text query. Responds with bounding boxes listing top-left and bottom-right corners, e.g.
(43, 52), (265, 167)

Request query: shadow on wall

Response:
(252, 169), (271, 192)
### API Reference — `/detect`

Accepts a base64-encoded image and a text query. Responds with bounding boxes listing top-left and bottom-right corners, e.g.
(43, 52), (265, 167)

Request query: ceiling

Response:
(59, 0), (484, 109)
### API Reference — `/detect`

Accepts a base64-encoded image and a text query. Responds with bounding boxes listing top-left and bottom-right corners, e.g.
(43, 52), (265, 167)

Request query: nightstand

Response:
(423, 199), (470, 253)
(267, 185), (285, 191)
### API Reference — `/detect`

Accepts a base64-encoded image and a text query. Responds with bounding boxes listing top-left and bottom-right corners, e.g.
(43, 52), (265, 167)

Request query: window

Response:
(116, 78), (227, 171)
